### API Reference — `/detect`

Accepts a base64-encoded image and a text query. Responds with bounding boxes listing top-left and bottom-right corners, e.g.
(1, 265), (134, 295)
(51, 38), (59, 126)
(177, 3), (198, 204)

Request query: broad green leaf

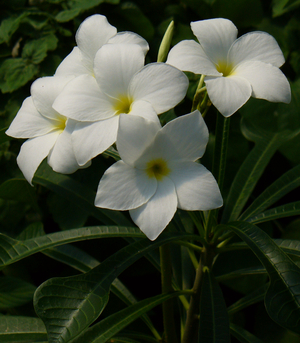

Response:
(272, 0), (300, 16)
(34, 233), (196, 343)
(230, 323), (264, 343)
(0, 226), (143, 269)
(198, 267), (230, 342)
(22, 34), (58, 64)
(55, 8), (82, 22)
(0, 13), (29, 44)
(226, 221), (300, 334)
(0, 276), (36, 309)
(239, 163), (300, 221)
(246, 201), (300, 224)
(33, 161), (131, 226)
(0, 316), (47, 342)
(71, 291), (185, 343)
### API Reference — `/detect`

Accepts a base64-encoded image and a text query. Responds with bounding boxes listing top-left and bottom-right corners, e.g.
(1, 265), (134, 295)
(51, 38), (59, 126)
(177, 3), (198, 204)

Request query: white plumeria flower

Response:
(53, 43), (189, 166)
(55, 14), (149, 77)
(166, 18), (291, 117)
(95, 111), (223, 240)
(6, 76), (90, 185)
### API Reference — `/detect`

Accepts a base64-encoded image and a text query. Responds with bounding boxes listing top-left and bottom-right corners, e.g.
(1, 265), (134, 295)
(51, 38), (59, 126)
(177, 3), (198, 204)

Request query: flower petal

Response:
(55, 47), (89, 77)
(129, 177), (177, 241)
(108, 31), (149, 55)
(94, 44), (145, 98)
(17, 132), (59, 185)
(151, 110), (209, 162)
(166, 40), (220, 76)
(75, 14), (117, 72)
(52, 74), (113, 122)
(129, 62), (189, 114)
(234, 60), (291, 103)
(229, 32), (285, 68)
(31, 76), (72, 121)
(47, 119), (81, 174)
(205, 75), (252, 117)
(129, 99), (161, 124)
(168, 162), (223, 211)
(191, 18), (238, 65)
(6, 97), (56, 138)
(72, 116), (119, 166)
(117, 114), (160, 166)
(95, 160), (157, 210)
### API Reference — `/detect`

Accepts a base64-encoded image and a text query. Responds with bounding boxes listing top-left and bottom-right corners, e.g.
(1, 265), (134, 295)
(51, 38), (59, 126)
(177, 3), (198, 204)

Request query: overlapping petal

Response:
(17, 132), (59, 185)
(191, 18), (238, 64)
(204, 75), (252, 117)
(234, 60), (291, 103)
(108, 31), (149, 54)
(129, 63), (189, 113)
(55, 47), (89, 77)
(95, 160), (157, 211)
(168, 162), (223, 211)
(72, 116), (119, 166)
(129, 177), (177, 241)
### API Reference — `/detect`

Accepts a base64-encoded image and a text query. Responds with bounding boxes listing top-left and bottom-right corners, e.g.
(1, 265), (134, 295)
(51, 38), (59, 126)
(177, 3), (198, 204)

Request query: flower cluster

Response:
(6, 15), (290, 239)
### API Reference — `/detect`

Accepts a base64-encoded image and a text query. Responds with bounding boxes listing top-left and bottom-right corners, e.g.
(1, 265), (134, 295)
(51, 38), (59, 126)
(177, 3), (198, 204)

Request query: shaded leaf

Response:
(0, 13), (29, 44)
(230, 323), (264, 343)
(272, 0), (300, 17)
(22, 34), (58, 64)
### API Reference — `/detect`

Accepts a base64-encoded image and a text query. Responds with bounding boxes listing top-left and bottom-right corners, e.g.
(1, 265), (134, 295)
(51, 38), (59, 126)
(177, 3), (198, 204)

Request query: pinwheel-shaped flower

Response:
(95, 111), (223, 240)
(53, 43), (189, 165)
(6, 76), (89, 185)
(55, 14), (148, 77)
(167, 18), (291, 117)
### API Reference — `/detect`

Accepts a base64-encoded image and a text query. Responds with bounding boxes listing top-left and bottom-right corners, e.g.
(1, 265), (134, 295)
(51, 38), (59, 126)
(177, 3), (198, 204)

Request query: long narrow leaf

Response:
(230, 323), (264, 343)
(33, 232), (198, 343)
(226, 221), (300, 334)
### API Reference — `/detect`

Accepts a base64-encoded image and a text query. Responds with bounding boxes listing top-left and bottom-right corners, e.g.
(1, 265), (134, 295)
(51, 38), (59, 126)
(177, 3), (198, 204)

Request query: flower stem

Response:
(160, 244), (178, 343)
(191, 75), (205, 111)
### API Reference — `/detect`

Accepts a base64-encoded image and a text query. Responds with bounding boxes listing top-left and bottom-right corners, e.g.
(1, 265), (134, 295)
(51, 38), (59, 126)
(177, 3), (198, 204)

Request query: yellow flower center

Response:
(54, 115), (67, 132)
(216, 61), (234, 77)
(114, 95), (133, 115)
(146, 158), (171, 181)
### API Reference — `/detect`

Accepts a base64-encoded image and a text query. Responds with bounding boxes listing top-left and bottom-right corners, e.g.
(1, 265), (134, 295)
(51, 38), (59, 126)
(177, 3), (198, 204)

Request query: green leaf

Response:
(0, 13), (29, 44)
(0, 316), (47, 342)
(33, 161), (131, 226)
(22, 34), (58, 64)
(0, 226), (143, 269)
(55, 8), (82, 22)
(239, 163), (300, 221)
(272, 0), (300, 16)
(230, 323), (264, 343)
(199, 267), (230, 342)
(246, 201), (300, 224)
(226, 221), (300, 334)
(0, 276), (36, 309)
(34, 233), (196, 343)
(71, 291), (185, 343)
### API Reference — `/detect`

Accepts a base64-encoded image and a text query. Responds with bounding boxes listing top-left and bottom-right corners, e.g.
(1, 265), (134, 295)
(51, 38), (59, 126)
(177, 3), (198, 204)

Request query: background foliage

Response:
(0, 0), (300, 342)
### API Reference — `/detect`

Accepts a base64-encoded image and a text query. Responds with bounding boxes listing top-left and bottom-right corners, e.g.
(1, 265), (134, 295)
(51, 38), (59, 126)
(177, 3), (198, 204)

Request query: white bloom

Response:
(53, 43), (189, 166)
(95, 111), (223, 240)
(6, 76), (90, 185)
(167, 18), (291, 117)
(55, 14), (149, 77)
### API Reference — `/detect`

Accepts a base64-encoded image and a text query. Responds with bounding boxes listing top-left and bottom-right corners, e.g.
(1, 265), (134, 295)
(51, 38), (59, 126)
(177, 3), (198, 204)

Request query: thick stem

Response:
(160, 244), (178, 343)
(182, 246), (215, 343)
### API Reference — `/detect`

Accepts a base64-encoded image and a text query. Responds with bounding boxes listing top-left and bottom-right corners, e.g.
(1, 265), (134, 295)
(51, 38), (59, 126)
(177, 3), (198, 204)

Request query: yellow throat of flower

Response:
(55, 115), (67, 132)
(114, 95), (133, 115)
(146, 158), (171, 181)
(216, 61), (234, 77)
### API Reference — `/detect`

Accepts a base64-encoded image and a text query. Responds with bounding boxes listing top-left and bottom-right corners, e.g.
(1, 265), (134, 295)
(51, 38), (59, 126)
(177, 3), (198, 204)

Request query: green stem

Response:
(160, 244), (178, 343)
(191, 75), (205, 111)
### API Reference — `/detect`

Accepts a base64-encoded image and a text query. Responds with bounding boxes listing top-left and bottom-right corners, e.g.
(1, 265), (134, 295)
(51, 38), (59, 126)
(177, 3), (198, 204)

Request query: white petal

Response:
(17, 132), (59, 185)
(6, 97), (56, 138)
(205, 75), (252, 117)
(129, 62), (189, 114)
(117, 114), (160, 166)
(108, 31), (149, 55)
(52, 75), (113, 121)
(166, 40), (220, 76)
(75, 14), (117, 71)
(47, 119), (80, 174)
(95, 160), (157, 210)
(168, 162), (223, 211)
(234, 60), (291, 103)
(31, 76), (72, 121)
(152, 110), (209, 162)
(72, 116), (119, 166)
(191, 18), (238, 65)
(55, 47), (90, 77)
(129, 177), (177, 241)
(228, 32), (285, 68)
(94, 44), (145, 98)
(129, 99), (161, 124)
